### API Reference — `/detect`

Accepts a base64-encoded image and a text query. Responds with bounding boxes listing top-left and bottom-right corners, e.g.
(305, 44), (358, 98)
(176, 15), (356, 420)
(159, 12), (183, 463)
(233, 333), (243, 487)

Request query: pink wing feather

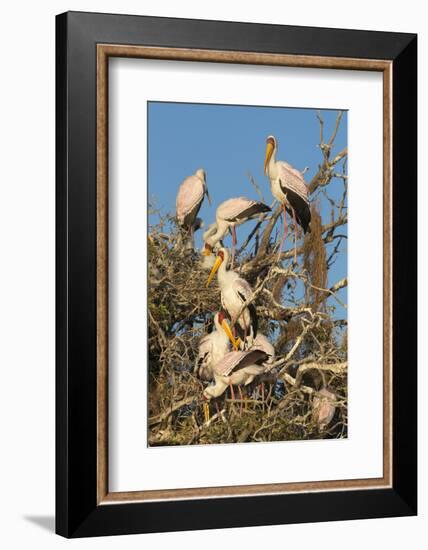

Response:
(278, 161), (309, 203)
(176, 175), (205, 223)
(214, 350), (267, 377)
(214, 351), (248, 376)
(217, 197), (258, 220)
(313, 388), (336, 430)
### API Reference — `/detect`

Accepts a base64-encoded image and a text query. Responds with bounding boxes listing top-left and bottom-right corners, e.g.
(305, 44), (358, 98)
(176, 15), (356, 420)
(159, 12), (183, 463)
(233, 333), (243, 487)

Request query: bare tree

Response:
(148, 111), (347, 446)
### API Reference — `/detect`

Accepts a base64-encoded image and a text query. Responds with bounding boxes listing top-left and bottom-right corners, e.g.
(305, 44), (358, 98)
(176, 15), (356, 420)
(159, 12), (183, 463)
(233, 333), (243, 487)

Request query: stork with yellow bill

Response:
(264, 135), (311, 262)
(206, 247), (257, 346)
(202, 196), (270, 268)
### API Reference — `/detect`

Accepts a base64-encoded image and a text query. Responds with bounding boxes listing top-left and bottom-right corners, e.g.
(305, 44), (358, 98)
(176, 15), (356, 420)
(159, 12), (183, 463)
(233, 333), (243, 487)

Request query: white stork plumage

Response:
(234, 331), (276, 402)
(194, 310), (238, 382)
(203, 349), (269, 402)
(202, 196), (271, 267)
(176, 169), (211, 246)
(264, 135), (311, 261)
(199, 223), (218, 271)
(206, 247), (257, 346)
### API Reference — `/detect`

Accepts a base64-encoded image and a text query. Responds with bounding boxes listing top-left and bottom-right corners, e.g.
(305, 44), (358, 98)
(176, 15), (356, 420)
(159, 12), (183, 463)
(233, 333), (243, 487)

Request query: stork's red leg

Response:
(238, 385), (244, 416)
(229, 383), (235, 401)
(231, 225), (237, 268)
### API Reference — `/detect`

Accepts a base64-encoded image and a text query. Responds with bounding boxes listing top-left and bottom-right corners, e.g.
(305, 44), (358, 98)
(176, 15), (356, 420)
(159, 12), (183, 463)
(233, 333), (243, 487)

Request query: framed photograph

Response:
(56, 11), (417, 537)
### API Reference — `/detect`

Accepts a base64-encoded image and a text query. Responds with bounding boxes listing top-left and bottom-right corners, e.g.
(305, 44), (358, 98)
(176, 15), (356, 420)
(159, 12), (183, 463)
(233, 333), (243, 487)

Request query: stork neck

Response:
(268, 146), (277, 177)
(217, 255), (229, 284)
(203, 223), (217, 242)
(271, 146), (277, 164)
(213, 315), (222, 332)
(206, 222), (227, 248)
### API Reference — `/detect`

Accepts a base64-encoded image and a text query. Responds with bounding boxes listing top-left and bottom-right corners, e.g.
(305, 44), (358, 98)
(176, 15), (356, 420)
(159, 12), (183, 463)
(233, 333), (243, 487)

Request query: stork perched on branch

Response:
(206, 247), (257, 346)
(176, 168), (211, 247)
(203, 196), (270, 267)
(234, 331), (276, 403)
(203, 349), (269, 406)
(264, 135), (311, 262)
(195, 310), (238, 382)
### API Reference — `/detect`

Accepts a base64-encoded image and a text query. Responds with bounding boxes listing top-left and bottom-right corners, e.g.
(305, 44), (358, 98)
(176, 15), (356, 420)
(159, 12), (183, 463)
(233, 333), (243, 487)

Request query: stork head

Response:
(206, 248), (226, 288)
(264, 135), (277, 175)
(196, 168), (211, 206)
(217, 310), (227, 324)
(195, 168), (206, 182)
(202, 242), (213, 256)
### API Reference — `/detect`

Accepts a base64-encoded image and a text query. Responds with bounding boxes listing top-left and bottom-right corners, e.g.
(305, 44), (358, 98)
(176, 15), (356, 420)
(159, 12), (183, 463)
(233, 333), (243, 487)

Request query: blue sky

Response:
(148, 102), (347, 322)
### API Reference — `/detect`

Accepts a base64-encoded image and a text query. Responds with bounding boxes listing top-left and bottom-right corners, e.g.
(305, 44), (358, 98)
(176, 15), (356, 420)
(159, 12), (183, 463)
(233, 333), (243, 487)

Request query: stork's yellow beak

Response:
(221, 319), (240, 350)
(206, 256), (222, 287)
(264, 141), (274, 175)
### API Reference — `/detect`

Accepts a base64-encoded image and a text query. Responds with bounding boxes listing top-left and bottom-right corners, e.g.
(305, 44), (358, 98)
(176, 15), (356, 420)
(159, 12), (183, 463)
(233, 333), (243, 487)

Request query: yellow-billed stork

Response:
(176, 169), (211, 245)
(206, 247), (257, 346)
(312, 388), (337, 432)
(264, 135), (311, 261)
(194, 310), (239, 382)
(235, 331), (276, 403)
(202, 196), (270, 267)
(203, 349), (269, 403)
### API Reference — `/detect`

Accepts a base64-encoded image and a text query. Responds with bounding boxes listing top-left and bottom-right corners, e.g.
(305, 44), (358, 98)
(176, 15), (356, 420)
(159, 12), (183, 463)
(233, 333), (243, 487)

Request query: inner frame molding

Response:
(96, 43), (392, 504)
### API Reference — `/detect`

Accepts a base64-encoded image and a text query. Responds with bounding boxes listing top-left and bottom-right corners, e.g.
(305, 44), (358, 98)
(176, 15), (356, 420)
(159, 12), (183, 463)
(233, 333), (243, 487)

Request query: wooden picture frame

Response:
(56, 11), (417, 537)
